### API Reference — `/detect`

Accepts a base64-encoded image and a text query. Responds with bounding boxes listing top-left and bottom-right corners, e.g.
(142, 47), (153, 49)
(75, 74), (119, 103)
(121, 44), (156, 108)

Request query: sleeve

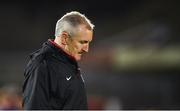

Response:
(23, 61), (50, 109)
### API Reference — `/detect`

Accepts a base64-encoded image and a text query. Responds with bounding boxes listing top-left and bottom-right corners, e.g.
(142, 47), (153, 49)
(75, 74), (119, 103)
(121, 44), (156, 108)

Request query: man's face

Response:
(65, 25), (93, 61)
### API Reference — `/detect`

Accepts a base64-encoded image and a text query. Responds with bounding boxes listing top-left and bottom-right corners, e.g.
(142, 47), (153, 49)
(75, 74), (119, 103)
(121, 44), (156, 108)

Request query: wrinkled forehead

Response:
(73, 25), (93, 41)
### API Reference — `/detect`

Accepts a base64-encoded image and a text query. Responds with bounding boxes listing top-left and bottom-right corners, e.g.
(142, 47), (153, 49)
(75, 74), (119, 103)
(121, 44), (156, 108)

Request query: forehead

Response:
(73, 25), (93, 41)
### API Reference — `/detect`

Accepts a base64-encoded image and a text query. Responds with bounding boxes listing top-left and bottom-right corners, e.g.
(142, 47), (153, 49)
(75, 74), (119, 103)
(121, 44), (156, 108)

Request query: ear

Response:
(61, 32), (69, 45)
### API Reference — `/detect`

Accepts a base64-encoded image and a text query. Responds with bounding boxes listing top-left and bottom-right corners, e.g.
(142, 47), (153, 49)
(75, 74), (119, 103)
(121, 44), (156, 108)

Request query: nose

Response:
(83, 44), (89, 53)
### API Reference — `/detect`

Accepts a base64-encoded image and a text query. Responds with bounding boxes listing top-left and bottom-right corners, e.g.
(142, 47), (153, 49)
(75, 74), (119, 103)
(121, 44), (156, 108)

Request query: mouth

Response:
(78, 51), (86, 55)
(78, 53), (82, 55)
(78, 52), (83, 55)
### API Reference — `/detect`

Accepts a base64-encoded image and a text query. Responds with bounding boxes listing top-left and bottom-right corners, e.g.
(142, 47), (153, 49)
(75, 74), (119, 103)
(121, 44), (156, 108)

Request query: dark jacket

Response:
(22, 39), (87, 110)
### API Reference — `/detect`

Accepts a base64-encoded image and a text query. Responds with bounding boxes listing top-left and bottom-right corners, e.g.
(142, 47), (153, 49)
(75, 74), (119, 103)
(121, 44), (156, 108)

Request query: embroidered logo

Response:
(66, 76), (72, 81)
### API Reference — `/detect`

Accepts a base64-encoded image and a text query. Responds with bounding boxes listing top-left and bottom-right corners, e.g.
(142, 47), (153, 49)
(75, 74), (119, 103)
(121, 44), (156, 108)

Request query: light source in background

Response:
(112, 45), (180, 71)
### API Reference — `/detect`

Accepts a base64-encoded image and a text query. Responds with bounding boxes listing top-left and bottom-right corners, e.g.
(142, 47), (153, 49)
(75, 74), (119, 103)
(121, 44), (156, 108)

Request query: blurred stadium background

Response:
(0, 0), (180, 110)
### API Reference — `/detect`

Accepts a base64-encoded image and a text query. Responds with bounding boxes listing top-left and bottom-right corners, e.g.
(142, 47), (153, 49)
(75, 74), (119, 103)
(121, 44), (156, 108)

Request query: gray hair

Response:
(55, 11), (94, 37)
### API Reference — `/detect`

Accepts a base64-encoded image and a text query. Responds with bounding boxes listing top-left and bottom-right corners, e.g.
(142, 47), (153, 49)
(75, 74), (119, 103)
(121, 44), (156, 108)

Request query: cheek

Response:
(70, 45), (79, 54)
(75, 44), (82, 51)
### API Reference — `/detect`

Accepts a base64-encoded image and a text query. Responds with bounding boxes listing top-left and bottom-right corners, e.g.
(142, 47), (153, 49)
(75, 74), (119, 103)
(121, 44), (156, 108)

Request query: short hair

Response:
(55, 11), (94, 37)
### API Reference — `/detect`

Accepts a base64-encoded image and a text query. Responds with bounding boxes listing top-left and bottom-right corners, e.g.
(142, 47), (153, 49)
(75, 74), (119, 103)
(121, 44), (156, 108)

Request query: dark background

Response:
(0, 0), (180, 110)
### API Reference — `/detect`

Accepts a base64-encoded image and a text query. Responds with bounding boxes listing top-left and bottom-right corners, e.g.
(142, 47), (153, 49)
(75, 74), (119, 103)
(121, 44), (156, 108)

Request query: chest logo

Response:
(66, 76), (72, 81)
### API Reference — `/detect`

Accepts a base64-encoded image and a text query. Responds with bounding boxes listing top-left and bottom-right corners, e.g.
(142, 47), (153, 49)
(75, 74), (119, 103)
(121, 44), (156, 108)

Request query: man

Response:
(22, 11), (94, 110)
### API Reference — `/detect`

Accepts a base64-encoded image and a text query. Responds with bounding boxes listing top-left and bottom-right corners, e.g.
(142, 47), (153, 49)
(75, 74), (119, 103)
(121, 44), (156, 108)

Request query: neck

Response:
(49, 39), (77, 62)
(54, 37), (70, 55)
(54, 37), (64, 48)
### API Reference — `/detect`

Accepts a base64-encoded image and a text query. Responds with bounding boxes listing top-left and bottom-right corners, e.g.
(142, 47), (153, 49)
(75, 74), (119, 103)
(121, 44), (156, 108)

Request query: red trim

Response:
(48, 39), (77, 62)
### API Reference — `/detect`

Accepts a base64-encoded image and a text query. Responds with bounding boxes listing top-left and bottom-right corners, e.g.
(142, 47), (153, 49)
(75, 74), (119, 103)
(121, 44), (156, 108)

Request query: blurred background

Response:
(0, 0), (180, 110)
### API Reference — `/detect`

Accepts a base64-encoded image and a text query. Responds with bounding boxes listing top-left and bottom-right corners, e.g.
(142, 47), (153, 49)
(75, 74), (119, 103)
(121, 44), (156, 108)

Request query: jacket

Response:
(22, 39), (87, 110)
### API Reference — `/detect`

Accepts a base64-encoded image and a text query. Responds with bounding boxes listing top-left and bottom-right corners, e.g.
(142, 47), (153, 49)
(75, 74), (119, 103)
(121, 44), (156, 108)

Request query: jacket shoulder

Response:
(24, 49), (49, 76)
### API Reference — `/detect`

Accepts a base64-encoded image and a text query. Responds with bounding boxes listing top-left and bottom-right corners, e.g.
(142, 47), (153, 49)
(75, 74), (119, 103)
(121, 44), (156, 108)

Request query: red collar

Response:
(48, 39), (77, 62)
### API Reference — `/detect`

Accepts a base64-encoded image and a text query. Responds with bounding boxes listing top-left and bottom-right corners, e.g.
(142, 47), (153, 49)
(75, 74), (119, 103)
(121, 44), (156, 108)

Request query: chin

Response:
(75, 58), (81, 61)
(75, 56), (81, 61)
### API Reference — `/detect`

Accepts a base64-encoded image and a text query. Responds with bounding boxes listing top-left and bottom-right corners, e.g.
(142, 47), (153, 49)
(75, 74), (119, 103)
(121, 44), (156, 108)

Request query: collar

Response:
(48, 39), (77, 63)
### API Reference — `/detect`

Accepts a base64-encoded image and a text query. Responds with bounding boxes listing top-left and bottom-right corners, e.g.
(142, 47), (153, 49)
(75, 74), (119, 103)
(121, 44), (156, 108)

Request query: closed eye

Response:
(79, 40), (89, 44)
